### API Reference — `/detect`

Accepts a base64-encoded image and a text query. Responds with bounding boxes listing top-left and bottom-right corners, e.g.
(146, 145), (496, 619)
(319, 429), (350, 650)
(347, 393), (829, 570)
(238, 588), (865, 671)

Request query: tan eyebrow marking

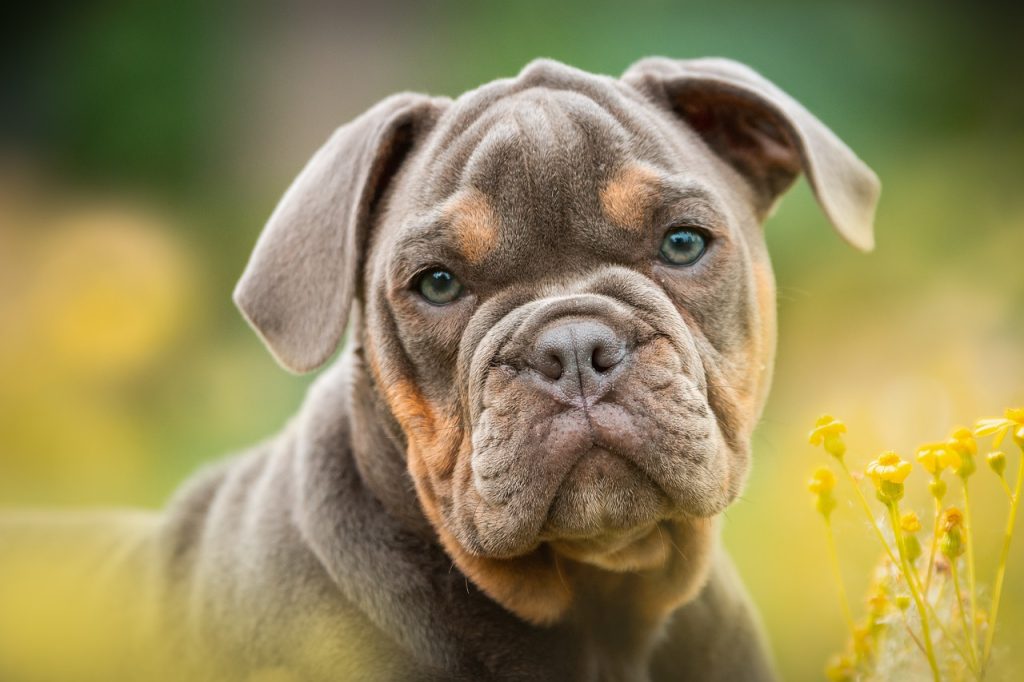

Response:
(444, 188), (500, 265)
(600, 164), (661, 231)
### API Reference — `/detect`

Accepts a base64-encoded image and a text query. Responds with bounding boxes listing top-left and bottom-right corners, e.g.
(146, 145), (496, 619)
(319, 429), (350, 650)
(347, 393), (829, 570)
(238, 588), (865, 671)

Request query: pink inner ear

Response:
(677, 93), (802, 205)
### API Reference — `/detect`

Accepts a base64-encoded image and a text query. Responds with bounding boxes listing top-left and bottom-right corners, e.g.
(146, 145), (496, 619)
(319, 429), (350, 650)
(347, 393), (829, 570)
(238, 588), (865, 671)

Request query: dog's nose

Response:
(528, 319), (627, 397)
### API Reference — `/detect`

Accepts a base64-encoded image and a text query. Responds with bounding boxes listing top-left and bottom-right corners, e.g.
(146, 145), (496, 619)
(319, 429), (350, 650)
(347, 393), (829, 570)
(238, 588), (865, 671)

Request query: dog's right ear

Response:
(234, 93), (446, 373)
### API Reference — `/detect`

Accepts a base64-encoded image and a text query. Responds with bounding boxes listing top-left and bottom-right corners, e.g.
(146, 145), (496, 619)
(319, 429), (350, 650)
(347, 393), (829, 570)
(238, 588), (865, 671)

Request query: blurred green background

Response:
(2, 1), (1022, 679)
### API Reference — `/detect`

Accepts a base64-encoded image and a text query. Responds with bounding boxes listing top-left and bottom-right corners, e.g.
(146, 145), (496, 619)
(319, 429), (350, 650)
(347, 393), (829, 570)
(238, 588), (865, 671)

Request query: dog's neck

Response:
(303, 341), (716, 675)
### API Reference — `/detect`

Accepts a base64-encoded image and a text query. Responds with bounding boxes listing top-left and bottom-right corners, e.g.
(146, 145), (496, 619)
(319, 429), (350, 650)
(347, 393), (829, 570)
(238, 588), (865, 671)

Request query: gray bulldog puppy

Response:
(0, 56), (879, 681)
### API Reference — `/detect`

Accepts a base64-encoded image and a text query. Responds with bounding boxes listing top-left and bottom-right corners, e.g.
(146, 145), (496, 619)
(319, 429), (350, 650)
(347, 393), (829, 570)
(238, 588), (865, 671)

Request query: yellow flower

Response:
(916, 442), (960, 475)
(947, 426), (977, 478)
(900, 510), (922, 534)
(867, 451), (912, 503)
(808, 467), (838, 518)
(808, 467), (837, 494)
(809, 415), (848, 458)
(867, 451), (913, 485)
(975, 407), (1024, 447)
(947, 426), (978, 456)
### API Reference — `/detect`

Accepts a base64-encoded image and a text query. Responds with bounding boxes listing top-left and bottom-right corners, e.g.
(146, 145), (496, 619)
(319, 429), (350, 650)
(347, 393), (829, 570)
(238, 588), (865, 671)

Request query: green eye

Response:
(659, 227), (708, 266)
(416, 268), (464, 305)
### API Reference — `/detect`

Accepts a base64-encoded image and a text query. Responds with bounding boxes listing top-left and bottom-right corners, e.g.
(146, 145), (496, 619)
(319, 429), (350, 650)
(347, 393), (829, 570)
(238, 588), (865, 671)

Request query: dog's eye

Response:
(659, 227), (707, 266)
(416, 268), (464, 305)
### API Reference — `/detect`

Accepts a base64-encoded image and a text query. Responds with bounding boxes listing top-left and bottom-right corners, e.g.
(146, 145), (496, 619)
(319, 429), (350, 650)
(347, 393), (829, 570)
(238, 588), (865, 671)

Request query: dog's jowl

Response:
(0, 57), (879, 682)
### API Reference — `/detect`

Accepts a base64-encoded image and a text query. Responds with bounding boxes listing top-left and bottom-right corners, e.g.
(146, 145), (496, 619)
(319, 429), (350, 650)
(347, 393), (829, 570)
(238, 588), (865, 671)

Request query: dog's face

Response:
(234, 58), (878, 623)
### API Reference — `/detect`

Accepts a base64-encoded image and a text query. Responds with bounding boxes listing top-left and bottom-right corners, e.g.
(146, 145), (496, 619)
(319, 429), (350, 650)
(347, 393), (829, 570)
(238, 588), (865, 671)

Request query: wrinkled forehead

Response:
(386, 75), (738, 282)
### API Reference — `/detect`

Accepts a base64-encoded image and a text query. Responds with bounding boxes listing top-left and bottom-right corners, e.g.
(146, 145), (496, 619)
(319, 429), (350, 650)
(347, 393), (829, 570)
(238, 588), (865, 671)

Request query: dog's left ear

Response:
(623, 57), (880, 251)
(234, 93), (447, 373)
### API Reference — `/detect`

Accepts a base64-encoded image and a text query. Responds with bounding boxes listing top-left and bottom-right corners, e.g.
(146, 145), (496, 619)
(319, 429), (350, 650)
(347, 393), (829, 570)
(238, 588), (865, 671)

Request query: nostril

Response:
(531, 350), (563, 381)
(542, 352), (564, 381)
(591, 343), (625, 373)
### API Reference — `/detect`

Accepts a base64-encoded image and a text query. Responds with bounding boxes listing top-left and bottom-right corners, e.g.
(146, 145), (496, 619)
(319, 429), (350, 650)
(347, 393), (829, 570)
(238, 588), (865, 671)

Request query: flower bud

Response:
(894, 595), (911, 611)
(928, 478), (946, 500)
(940, 507), (965, 559)
(875, 479), (904, 504)
(941, 530), (964, 559)
(988, 451), (1007, 477)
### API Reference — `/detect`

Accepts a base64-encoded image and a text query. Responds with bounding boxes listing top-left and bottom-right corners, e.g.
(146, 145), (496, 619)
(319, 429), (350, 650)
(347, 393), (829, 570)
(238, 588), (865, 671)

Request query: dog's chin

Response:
(548, 521), (672, 572)
(461, 447), (706, 565)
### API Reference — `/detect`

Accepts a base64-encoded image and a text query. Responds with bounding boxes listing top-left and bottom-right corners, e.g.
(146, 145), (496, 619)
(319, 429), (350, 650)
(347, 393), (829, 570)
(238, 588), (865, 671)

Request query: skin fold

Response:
(0, 57), (879, 681)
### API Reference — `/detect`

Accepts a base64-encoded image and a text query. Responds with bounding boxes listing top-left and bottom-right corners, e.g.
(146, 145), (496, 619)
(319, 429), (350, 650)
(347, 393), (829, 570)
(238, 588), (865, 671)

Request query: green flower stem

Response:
(837, 460), (900, 566)
(981, 444), (1024, 678)
(925, 495), (941, 594)
(886, 500), (941, 681)
(997, 476), (1013, 502)
(823, 517), (856, 638)
(907, 557), (976, 673)
(961, 478), (979, 658)
(949, 558), (978, 670)
(920, 584), (977, 675)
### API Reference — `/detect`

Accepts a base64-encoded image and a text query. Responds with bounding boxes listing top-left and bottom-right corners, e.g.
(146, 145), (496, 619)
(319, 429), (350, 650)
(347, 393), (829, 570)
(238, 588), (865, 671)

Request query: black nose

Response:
(527, 319), (627, 397)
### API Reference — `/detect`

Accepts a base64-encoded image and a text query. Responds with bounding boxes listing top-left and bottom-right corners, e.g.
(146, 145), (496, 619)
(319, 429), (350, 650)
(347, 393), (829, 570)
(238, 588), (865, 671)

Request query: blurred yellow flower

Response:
(809, 415), (847, 444)
(809, 415), (848, 459)
(916, 442), (960, 475)
(808, 467), (837, 495)
(947, 426), (978, 456)
(900, 511), (922, 534)
(30, 205), (194, 378)
(947, 427), (977, 478)
(940, 507), (963, 533)
(867, 451), (912, 485)
(975, 408), (1024, 448)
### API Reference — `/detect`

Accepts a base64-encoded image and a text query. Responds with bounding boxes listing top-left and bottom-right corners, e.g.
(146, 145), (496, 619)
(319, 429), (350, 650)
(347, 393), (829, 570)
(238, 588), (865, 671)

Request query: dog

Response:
(0, 56), (879, 681)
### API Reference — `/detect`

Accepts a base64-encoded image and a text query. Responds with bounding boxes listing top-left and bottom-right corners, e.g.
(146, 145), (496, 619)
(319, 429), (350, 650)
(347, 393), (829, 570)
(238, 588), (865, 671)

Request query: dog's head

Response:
(235, 58), (878, 623)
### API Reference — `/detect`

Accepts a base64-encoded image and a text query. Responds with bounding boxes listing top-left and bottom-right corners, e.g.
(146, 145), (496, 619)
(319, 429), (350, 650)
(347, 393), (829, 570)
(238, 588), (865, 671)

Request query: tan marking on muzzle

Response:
(364, 337), (460, 478)
(600, 164), (661, 231)
(444, 188), (499, 265)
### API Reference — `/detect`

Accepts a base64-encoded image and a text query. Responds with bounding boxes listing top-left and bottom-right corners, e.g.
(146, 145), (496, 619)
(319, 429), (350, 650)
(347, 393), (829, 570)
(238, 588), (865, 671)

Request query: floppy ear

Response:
(622, 57), (880, 251)
(234, 93), (446, 373)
